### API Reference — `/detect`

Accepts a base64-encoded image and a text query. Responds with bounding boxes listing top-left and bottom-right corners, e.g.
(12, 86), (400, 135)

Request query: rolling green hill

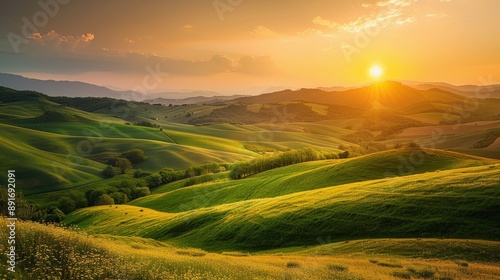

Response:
(66, 157), (500, 251)
(130, 148), (495, 213)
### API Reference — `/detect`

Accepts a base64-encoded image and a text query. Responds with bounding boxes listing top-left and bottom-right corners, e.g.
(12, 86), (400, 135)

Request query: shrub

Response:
(95, 194), (115, 206)
(114, 158), (133, 174)
(109, 192), (128, 204)
(133, 168), (152, 178)
(87, 189), (107, 206)
(122, 149), (146, 164)
(57, 196), (76, 214)
(45, 206), (65, 223)
(102, 165), (117, 178)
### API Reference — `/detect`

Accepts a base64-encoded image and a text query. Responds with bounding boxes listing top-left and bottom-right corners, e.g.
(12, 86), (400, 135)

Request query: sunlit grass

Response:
(1, 219), (500, 279)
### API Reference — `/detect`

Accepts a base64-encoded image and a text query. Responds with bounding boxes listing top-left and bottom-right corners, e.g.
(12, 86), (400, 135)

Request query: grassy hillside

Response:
(0, 123), (105, 194)
(131, 148), (495, 213)
(4, 219), (500, 280)
(0, 122), (253, 195)
(66, 162), (500, 251)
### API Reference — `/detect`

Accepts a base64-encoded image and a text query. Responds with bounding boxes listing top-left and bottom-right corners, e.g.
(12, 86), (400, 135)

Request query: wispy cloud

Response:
(251, 25), (280, 37)
(29, 30), (95, 52)
(313, 0), (420, 34)
(376, 0), (415, 7)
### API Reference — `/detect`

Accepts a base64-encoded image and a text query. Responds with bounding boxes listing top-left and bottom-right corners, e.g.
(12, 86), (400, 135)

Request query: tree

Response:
(45, 206), (65, 223)
(68, 191), (88, 208)
(122, 149), (146, 164)
(57, 196), (76, 214)
(339, 151), (350, 159)
(0, 186), (43, 221)
(114, 158), (132, 174)
(88, 189), (107, 205)
(133, 168), (150, 178)
(110, 192), (128, 204)
(95, 194), (115, 206)
(131, 187), (150, 199)
(102, 165), (117, 178)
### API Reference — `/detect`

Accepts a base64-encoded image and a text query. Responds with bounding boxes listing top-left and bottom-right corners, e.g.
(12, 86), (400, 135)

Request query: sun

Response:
(369, 65), (383, 79)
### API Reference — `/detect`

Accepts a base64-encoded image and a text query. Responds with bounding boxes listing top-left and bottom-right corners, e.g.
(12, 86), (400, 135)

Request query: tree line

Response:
(229, 147), (343, 180)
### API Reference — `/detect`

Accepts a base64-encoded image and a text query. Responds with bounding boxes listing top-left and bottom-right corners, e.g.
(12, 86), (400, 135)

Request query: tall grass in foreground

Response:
(0, 219), (361, 279)
(2, 218), (500, 279)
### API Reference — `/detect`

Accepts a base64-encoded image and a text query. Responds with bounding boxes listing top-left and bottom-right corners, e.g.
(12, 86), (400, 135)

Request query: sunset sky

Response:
(1, 0), (499, 93)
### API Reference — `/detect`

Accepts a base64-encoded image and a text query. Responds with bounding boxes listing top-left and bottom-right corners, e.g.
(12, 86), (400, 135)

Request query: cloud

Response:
(183, 24), (194, 29)
(236, 56), (276, 75)
(251, 25), (279, 37)
(0, 42), (276, 76)
(80, 33), (95, 42)
(312, 0), (420, 34)
(1, 28), (278, 77)
(22, 30), (95, 53)
(376, 0), (415, 7)
(313, 16), (338, 29)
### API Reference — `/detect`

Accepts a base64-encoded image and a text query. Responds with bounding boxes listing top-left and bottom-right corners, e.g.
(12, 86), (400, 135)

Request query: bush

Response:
(102, 165), (117, 178)
(109, 192), (128, 204)
(133, 169), (150, 178)
(68, 191), (88, 209)
(45, 206), (65, 223)
(95, 194), (115, 206)
(57, 196), (76, 214)
(122, 149), (146, 164)
(184, 174), (214, 187)
(132, 187), (150, 199)
(114, 158), (133, 174)
(87, 189), (107, 206)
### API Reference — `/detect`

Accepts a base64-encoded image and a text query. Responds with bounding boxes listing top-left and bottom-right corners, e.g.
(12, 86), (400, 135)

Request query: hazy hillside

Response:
(0, 73), (135, 99)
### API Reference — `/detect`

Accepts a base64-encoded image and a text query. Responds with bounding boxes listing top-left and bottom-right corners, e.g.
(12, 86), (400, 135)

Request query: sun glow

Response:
(370, 65), (384, 80)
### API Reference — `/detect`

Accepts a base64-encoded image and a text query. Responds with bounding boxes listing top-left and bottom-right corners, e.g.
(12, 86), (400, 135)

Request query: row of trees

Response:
(229, 148), (341, 180)
(134, 162), (229, 188)
(51, 178), (152, 219)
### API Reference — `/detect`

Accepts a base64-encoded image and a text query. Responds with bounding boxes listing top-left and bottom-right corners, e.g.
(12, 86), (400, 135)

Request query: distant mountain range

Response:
(0, 73), (241, 101)
(1, 73), (499, 102)
(143, 95), (249, 105)
(232, 81), (463, 110)
(400, 80), (500, 99)
(0, 73), (136, 99)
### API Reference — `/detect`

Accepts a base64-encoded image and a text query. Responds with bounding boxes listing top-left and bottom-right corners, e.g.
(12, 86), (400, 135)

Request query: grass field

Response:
(66, 159), (500, 251)
(2, 87), (500, 279)
(130, 148), (495, 213)
(2, 219), (500, 280)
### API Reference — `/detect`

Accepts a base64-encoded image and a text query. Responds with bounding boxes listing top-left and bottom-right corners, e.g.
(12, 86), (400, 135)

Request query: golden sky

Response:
(1, 0), (499, 93)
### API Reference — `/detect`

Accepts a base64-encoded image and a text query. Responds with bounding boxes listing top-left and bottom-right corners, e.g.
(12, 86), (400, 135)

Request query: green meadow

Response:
(1, 85), (499, 279)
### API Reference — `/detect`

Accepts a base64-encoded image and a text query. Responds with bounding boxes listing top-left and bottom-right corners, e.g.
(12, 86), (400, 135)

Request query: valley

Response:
(1, 81), (499, 279)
